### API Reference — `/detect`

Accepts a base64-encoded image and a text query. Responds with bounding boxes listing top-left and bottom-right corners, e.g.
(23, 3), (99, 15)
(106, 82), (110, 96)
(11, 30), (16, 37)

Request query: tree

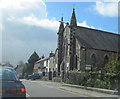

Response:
(41, 55), (44, 59)
(27, 51), (39, 74)
(104, 57), (120, 75)
(17, 60), (24, 67)
(22, 51), (39, 75)
(22, 63), (28, 76)
(104, 55), (120, 91)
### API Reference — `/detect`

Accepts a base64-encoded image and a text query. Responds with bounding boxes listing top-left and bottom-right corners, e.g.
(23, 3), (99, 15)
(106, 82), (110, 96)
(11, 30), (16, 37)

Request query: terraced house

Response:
(55, 8), (120, 74)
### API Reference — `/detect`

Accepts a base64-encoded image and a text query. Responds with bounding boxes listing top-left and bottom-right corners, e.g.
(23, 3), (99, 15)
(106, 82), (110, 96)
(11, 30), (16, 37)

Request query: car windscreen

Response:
(0, 68), (19, 81)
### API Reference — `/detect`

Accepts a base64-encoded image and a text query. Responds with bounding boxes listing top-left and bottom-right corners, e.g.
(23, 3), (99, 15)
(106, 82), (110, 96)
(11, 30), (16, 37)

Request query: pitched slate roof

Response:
(75, 26), (120, 52)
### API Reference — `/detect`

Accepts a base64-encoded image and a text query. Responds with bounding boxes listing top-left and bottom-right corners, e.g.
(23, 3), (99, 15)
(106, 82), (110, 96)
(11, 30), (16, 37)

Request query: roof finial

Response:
(61, 17), (63, 22)
(58, 17), (64, 33)
(73, 8), (75, 11)
(70, 7), (77, 26)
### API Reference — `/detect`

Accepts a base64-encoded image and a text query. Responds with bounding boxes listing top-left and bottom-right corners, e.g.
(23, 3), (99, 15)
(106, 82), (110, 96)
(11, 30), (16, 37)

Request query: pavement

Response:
(21, 79), (119, 98)
(42, 77), (118, 95)
(61, 83), (118, 97)
(62, 83), (118, 95)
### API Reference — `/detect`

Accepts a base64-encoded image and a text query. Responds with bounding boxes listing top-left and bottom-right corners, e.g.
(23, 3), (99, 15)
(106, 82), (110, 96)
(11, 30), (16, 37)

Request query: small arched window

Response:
(104, 55), (109, 64)
(91, 54), (96, 64)
(91, 54), (96, 71)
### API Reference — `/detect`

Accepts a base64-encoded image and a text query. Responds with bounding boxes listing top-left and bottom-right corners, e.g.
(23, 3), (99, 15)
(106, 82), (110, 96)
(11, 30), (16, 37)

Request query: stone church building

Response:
(55, 8), (120, 73)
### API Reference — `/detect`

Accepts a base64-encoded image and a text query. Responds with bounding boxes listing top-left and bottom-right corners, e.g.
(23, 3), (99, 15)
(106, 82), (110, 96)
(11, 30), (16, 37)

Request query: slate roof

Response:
(75, 26), (120, 52)
(35, 57), (49, 64)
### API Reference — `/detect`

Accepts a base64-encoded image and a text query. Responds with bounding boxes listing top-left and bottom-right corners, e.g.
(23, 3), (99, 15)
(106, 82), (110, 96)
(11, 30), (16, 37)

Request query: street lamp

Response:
(82, 46), (86, 72)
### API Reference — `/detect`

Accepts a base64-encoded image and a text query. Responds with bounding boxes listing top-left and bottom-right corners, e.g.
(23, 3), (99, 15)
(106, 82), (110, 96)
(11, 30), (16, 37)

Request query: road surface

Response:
(21, 79), (118, 98)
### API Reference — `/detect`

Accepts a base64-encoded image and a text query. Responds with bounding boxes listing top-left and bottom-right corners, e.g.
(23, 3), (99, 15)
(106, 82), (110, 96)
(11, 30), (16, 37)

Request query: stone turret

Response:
(57, 17), (64, 74)
(69, 8), (77, 70)
(70, 8), (77, 27)
(58, 17), (64, 34)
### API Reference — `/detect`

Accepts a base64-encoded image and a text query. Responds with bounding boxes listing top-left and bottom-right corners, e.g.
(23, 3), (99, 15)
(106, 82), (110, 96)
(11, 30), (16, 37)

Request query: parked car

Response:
(0, 66), (26, 98)
(26, 74), (33, 80)
(27, 73), (42, 80)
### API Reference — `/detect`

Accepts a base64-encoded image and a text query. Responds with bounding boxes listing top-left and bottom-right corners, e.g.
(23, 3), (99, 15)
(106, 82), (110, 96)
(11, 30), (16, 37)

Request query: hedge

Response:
(65, 71), (118, 90)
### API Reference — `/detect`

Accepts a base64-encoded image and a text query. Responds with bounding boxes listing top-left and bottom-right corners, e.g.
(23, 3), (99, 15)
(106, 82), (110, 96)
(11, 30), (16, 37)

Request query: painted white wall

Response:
(44, 59), (50, 72)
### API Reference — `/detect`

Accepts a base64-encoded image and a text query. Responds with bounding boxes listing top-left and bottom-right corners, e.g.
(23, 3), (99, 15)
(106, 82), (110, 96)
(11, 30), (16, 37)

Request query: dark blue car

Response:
(0, 66), (26, 98)
(27, 73), (42, 80)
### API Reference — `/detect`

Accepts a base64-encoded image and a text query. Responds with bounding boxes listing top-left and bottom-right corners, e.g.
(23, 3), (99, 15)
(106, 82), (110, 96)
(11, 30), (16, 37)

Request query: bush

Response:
(65, 71), (118, 90)
(65, 78), (73, 84)
(66, 71), (89, 86)
(94, 79), (106, 88)
(86, 77), (95, 87)
(103, 58), (120, 90)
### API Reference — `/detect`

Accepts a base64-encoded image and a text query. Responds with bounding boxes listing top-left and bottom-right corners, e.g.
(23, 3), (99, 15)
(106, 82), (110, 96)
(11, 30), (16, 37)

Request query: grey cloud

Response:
(2, 20), (57, 66)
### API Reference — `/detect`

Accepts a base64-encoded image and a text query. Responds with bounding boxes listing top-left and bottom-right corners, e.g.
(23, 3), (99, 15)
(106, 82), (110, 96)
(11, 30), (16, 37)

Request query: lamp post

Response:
(82, 46), (86, 72)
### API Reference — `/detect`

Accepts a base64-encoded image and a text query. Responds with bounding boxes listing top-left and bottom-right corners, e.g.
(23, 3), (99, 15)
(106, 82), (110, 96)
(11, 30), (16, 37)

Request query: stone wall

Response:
(79, 48), (118, 71)
(55, 49), (58, 72)
(49, 56), (56, 72)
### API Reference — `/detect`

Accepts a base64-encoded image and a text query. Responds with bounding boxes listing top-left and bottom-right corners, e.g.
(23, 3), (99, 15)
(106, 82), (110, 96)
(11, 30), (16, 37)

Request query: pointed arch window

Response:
(104, 55), (109, 65)
(91, 54), (96, 71)
(91, 54), (96, 64)
(118, 56), (120, 61)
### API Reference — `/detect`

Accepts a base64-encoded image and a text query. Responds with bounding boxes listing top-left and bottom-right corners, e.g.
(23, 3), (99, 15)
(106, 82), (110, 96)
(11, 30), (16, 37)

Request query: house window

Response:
(46, 60), (48, 67)
(46, 68), (48, 72)
(53, 58), (55, 63)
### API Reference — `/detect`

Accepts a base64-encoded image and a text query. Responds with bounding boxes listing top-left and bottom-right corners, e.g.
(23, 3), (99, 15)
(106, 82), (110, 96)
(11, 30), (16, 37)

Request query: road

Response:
(21, 79), (85, 97)
(21, 79), (118, 98)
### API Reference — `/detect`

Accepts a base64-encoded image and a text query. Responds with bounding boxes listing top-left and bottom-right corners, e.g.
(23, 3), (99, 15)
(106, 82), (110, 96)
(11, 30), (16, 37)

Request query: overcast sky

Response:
(0, 0), (119, 66)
